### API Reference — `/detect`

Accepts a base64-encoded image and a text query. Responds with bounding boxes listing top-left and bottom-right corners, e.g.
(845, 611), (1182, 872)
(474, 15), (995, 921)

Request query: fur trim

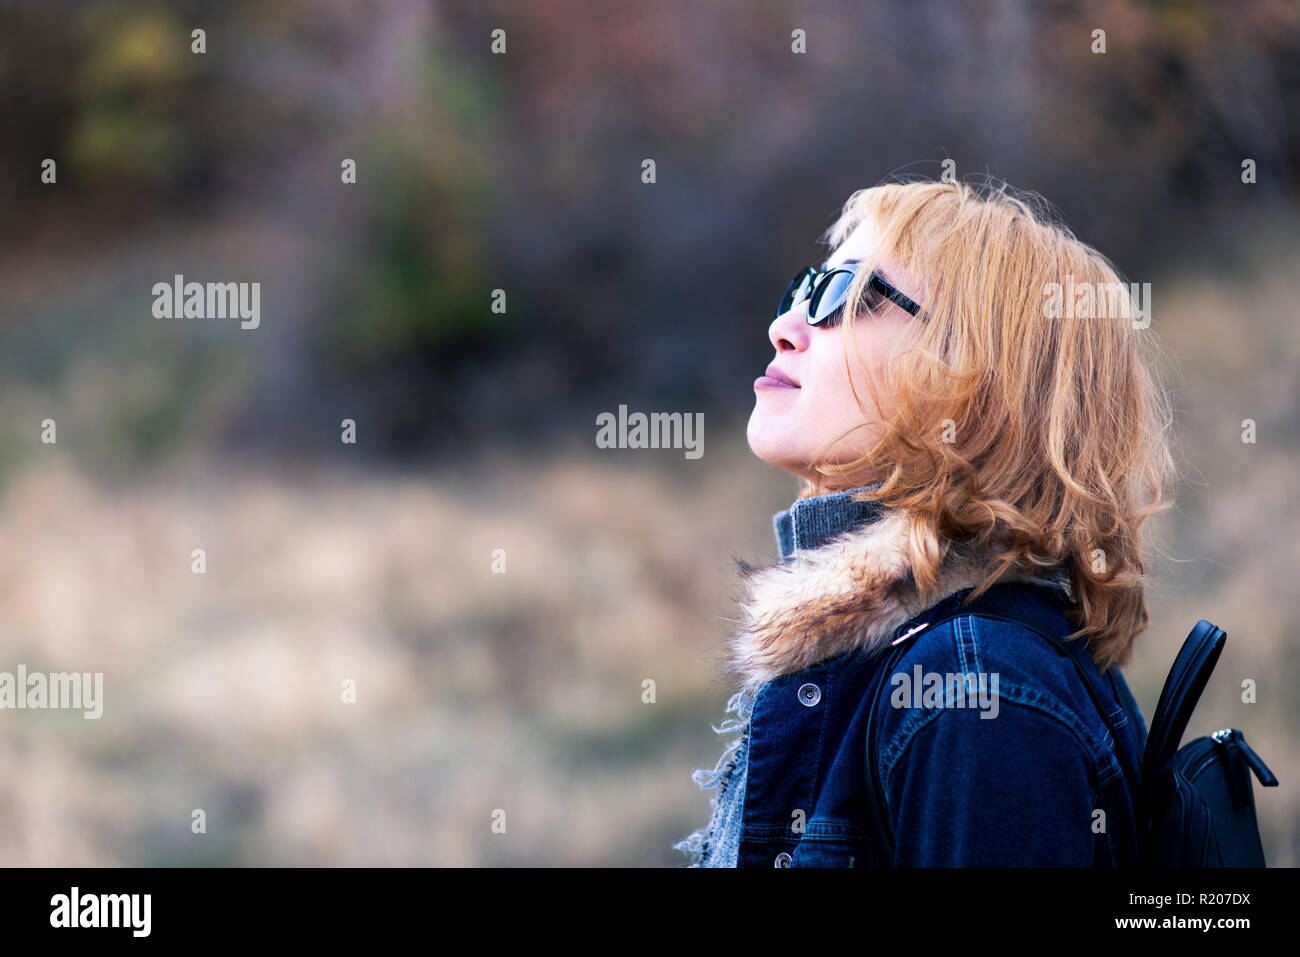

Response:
(722, 509), (1072, 693)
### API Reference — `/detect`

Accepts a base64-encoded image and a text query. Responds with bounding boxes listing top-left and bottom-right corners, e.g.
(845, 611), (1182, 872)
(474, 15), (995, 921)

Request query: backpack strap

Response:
(1139, 620), (1226, 825)
(863, 596), (1137, 864)
(1142, 620), (1225, 774)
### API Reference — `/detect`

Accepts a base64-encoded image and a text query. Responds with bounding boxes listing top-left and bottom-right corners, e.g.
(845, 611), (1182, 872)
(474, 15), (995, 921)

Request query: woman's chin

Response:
(746, 433), (801, 475)
(745, 415), (775, 460)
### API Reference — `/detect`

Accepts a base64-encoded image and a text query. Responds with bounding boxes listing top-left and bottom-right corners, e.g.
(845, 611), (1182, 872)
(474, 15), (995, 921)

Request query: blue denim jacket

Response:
(674, 487), (1149, 867)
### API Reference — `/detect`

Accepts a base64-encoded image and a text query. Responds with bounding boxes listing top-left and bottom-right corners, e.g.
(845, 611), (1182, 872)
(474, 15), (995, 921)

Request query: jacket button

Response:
(774, 852), (792, 867)
(797, 682), (822, 707)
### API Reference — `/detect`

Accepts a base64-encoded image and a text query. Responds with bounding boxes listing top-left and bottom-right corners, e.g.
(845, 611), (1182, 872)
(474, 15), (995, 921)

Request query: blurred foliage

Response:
(2, 0), (1297, 461)
(320, 142), (498, 364)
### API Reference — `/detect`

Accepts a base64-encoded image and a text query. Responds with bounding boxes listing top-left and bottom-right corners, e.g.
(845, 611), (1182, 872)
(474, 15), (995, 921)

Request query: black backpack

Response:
(1136, 618), (1277, 866)
(864, 594), (1279, 867)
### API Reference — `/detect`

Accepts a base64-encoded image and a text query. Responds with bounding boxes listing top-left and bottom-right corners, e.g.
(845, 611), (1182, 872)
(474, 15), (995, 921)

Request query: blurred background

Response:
(0, 0), (1297, 866)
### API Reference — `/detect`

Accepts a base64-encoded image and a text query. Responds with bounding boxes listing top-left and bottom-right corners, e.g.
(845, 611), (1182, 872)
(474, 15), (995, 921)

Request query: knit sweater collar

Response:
(772, 482), (888, 561)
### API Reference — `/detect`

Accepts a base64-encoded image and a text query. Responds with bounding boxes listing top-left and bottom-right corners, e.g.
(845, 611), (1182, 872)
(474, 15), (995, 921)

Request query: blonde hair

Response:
(804, 177), (1179, 669)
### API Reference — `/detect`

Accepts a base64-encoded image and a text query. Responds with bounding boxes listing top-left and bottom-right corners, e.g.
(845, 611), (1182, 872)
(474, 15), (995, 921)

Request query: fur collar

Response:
(722, 507), (1073, 693)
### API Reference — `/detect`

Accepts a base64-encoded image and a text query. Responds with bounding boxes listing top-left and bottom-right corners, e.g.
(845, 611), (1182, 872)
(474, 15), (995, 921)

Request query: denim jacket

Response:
(674, 485), (1149, 867)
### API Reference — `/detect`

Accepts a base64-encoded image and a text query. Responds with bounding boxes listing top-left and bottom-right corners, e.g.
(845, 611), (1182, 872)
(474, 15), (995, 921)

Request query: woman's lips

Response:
(755, 365), (799, 390)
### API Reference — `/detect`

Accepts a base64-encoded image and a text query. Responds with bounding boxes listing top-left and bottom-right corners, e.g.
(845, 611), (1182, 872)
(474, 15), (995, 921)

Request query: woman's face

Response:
(747, 217), (924, 483)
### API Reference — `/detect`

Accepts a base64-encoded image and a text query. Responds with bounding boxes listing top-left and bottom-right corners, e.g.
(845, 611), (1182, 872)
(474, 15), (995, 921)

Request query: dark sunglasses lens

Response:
(809, 270), (854, 324)
(778, 269), (812, 316)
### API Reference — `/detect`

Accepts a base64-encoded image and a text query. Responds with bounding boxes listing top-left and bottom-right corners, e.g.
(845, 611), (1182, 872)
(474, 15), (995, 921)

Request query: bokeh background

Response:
(0, 0), (1297, 866)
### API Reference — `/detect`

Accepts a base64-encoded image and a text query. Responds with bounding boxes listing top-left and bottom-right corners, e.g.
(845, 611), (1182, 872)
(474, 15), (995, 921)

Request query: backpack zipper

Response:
(1211, 728), (1279, 786)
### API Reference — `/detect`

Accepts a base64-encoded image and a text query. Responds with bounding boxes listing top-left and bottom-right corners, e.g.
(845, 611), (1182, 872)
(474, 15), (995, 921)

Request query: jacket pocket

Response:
(788, 821), (873, 868)
(790, 836), (871, 868)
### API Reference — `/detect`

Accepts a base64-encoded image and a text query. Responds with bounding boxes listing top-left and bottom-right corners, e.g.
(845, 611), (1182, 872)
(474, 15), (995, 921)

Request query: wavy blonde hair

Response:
(802, 177), (1179, 669)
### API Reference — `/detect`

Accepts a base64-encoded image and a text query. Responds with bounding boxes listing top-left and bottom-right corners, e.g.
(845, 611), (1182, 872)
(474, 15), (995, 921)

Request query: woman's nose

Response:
(769, 301), (811, 353)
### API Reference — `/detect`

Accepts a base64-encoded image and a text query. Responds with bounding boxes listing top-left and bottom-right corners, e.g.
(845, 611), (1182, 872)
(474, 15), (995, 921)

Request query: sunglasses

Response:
(778, 261), (924, 326)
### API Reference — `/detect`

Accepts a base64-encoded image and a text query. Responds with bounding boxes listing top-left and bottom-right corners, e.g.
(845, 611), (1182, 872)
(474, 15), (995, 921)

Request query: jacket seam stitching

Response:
(879, 682), (1124, 797)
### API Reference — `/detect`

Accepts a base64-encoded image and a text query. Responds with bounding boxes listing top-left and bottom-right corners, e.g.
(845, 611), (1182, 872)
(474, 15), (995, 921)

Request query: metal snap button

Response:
(797, 682), (821, 707)
(774, 851), (792, 867)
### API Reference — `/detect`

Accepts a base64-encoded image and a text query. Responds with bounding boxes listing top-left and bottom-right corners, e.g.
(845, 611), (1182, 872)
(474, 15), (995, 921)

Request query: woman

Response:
(674, 178), (1177, 867)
